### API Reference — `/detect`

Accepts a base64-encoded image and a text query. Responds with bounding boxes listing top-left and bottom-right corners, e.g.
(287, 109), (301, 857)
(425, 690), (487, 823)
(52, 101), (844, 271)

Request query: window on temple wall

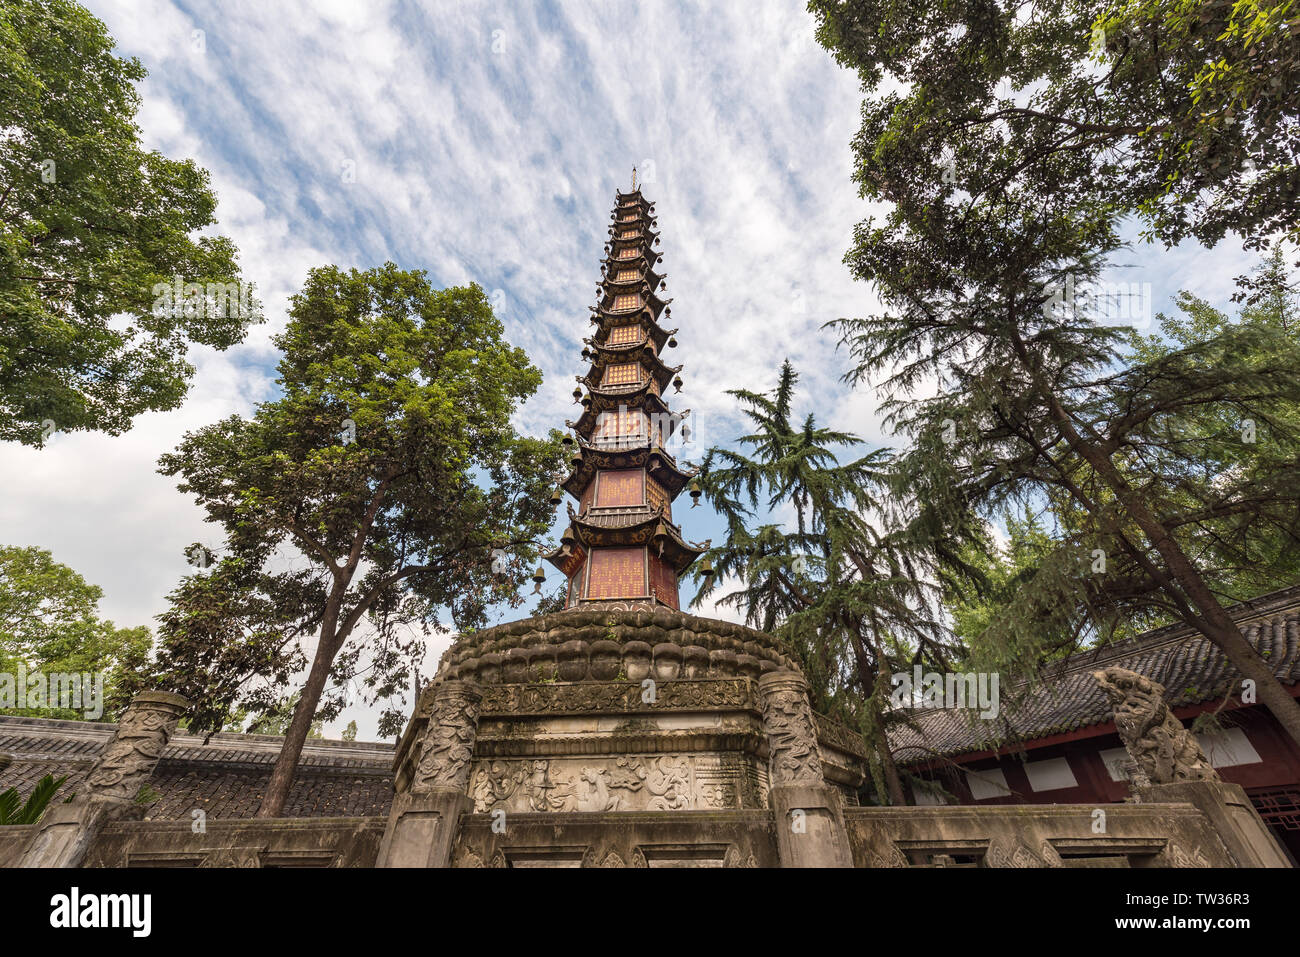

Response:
(648, 554), (679, 610)
(614, 268), (638, 282)
(617, 247), (638, 260)
(612, 293), (640, 312)
(645, 476), (672, 520)
(595, 469), (644, 508)
(606, 324), (640, 346)
(602, 362), (641, 388)
(617, 214), (636, 223)
(586, 547), (647, 600)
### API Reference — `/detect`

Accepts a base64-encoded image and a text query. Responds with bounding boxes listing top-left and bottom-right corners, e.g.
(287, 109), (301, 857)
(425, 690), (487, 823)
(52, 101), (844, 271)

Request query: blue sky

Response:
(0, 0), (1270, 739)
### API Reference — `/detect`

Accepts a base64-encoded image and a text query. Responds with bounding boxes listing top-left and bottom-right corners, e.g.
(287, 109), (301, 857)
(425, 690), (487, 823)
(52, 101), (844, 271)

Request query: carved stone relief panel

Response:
(469, 753), (758, 813)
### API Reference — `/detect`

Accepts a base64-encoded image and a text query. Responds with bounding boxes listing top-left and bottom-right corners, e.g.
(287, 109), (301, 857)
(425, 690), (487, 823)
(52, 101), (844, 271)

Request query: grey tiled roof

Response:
(890, 585), (1300, 764)
(0, 718), (395, 819)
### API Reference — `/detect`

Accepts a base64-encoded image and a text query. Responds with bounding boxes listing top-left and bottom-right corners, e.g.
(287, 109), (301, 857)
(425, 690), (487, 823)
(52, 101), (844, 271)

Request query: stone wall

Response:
(843, 804), (1237, 867)
(82, 817), (385, 868)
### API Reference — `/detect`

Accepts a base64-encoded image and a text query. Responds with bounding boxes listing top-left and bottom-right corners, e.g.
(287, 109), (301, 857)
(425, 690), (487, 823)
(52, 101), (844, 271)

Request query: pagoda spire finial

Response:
(631, 166), (637, 190)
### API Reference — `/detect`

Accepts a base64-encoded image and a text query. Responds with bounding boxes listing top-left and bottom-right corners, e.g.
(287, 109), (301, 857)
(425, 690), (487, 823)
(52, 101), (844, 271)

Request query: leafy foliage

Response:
(809, 0), (1300, 252)
(692, 362), (958, 803)
(0, 0), (260, 445)
(0, 773), (67, 825)
(0, 545), (150, 720)
(814, 0), (1300, 744)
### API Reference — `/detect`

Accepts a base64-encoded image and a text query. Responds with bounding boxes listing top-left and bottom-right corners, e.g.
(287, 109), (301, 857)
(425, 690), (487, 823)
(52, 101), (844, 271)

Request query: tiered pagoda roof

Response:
(543, 179), (709, 610)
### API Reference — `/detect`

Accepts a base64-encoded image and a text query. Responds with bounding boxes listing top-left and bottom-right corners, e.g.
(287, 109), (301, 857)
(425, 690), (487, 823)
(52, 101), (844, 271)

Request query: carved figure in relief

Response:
(473, 761), (527, 810)
(413, 687), (482, 793)
(526, 759), (576, 812)
(646, 756), (691, 810)
(84, 701), (184, 803)
(1092, 666), (1218, 784)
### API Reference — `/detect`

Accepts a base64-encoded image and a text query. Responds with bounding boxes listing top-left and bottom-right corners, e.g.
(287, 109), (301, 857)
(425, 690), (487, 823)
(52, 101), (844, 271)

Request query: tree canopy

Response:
(0, 0), (260, 445)
(0, 544), (150, 720)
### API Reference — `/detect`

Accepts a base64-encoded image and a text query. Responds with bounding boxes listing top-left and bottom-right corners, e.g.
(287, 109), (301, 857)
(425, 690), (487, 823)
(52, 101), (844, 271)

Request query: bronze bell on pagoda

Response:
(570, 448), (583, 469)
(549, 487), (564, 507)
(667, 336), (677, 348)
(652, 520), (669, 556)
(688, 477), (702, 507)
(700, 557), (714, 578)
(673, 375), (683, 393)
(532, 564), (546, 593)
(572, 386), (583, 403)
(560, 434), (575, 450)
(560, 526), (576, 557)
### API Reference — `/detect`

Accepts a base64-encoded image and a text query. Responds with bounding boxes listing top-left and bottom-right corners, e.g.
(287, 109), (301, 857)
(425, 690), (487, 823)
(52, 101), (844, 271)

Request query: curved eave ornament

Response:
(571, 385), (674, 434)
(561, 443), (693, 498)
(545, 511), (707, 573)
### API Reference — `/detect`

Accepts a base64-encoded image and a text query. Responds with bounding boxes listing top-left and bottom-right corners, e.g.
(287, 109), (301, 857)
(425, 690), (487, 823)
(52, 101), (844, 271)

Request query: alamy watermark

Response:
(1041, 274), (1153, 330)
(0, 664), (105, 719)
(151, 275), (255, 321)
(891, 665), (1000, 719)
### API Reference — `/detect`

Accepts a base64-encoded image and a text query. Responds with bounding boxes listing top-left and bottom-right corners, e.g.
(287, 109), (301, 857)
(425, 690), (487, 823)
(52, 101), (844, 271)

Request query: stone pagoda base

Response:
(377, 607), (868, 867)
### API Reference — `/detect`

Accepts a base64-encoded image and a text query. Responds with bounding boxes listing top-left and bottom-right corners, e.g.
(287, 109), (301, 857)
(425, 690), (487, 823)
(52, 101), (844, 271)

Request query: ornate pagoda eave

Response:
(561, 441), (694, 498)
(598, 286), (671, 317)
(614, 188), (654, 208)
(608, 225), (661, 248)
(590, 313), (675, 351)
(590, 300), (671, 326)
(585, 322), (676, 355)
(598, 266), (664, 297)
(569, 386), (675, 435)
(601, 248), (663, 274)
(545, 509), (707, 573)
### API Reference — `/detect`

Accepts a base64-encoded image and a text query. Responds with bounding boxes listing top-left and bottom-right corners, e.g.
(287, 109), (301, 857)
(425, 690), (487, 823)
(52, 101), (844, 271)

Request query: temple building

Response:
(893, 583), (1300, 864)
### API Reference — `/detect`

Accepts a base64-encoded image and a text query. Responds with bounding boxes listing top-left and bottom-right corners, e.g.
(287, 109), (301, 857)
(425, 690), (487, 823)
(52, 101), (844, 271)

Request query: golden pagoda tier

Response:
(544, 184), (709, 611)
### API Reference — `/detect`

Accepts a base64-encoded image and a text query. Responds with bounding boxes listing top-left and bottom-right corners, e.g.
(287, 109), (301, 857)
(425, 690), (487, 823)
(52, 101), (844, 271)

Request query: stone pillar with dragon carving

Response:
(758, 671), (853, 867)
(1093, 666), (1291, 867)
(377, 680), (484, 867)
(18, 691), (190, 868)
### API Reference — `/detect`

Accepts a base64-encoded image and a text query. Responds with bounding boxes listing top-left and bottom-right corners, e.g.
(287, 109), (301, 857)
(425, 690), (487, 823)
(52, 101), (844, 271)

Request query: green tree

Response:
(812, 0), (1300, 749)
(134, 263), (562, 817)
(0, 0), (261, 445)
(692, 362), (956, 804)
(0, 545), (150, 720)
(809, 0), (1300, 252)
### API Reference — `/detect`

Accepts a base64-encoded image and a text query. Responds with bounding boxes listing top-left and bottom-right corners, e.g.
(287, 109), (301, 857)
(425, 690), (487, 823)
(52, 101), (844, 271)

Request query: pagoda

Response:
(543, 177), (710, 610)
(372, 179), (869, 869)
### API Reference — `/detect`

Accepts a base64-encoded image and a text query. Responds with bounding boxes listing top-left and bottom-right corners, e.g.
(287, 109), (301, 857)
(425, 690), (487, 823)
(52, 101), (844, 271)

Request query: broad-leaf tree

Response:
(809, 0), (1300, 251)
(0, 0), (260, 445)
(137, 264), (562, 817)
(0, 545), (150, 720)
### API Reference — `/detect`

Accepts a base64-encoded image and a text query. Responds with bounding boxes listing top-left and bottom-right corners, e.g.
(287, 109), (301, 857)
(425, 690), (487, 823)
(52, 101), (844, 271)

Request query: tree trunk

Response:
(846, 629), (907, 805)
(256, 619), (340, 818)
(1030, 362), (1300, 748)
